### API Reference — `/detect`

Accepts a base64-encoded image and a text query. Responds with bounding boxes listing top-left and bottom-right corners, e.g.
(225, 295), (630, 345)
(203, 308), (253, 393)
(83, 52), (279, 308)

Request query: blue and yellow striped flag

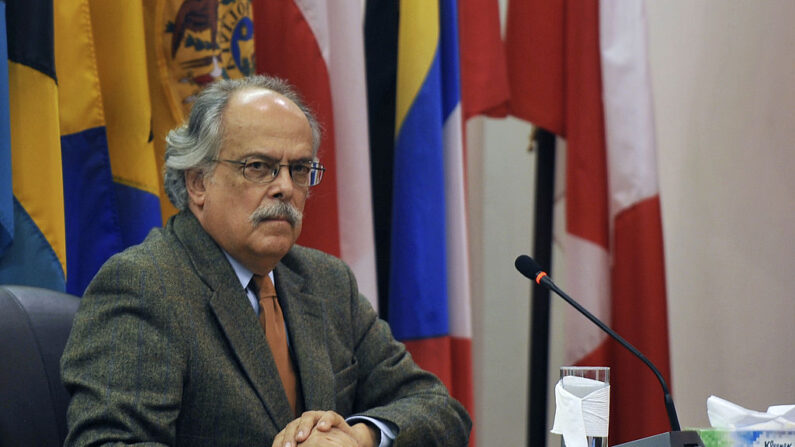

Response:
(388, 0), (474, 422)
(0, 0), (66, 291)
(1, 0), (161, 295)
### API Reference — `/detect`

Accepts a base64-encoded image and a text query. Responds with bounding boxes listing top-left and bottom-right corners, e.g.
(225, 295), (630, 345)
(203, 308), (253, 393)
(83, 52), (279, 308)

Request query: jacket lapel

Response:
(207, 291), (294, 429)
(275, 261), (335, 411)
(171, 212), (294, 430)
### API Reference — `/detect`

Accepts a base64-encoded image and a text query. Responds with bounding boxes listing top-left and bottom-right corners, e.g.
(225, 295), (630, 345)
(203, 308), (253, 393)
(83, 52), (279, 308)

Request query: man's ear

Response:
(185, 169), (207, 208)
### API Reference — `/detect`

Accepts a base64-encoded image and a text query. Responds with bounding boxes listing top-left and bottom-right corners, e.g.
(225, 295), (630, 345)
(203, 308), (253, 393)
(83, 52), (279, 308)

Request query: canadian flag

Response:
(507, 0), (672, 443)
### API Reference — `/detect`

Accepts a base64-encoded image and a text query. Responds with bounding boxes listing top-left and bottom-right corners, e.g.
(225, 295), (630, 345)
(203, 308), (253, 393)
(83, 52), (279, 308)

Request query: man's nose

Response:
(267, 165), (294, 199)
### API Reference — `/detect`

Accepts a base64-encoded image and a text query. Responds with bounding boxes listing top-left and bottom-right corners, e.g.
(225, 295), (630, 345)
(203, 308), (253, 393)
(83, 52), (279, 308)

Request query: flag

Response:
(505, 0), (564, 132)
(458, 0), (510, 120)
(55, 0), (162, 296)
(595, 2), (671, 441)
(253, 0), (379, 307)
(506, 0), (671, 443)
(89, 0), (162, 250)
(1, 0), (162, 296)
(388, 0), (474, 426)
(364, 0), (474, 426)
(143, 0), (256, 223)
(0, 0), (66, 291)
(56, 0), (121, 295)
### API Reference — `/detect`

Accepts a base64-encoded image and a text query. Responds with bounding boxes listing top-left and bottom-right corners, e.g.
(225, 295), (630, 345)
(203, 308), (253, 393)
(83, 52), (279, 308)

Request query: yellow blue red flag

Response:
(368, 0), (475, 425)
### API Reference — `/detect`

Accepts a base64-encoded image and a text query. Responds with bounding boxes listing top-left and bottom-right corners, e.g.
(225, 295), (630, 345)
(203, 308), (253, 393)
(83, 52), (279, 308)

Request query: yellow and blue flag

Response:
(0, 0), (66, 291)
(89, 0), (162, 250)
(57, 0), (161, 295)
(390, 0), (451, 345)
(1, 0), (161, 295)
(367, 0), (474, 423)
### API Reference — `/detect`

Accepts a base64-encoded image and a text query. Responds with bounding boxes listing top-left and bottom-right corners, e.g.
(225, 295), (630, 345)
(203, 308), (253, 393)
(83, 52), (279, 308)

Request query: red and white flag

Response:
(458, 0), (510, 120)
(253, 0), (378, 308)
(507, 0), (671, 443)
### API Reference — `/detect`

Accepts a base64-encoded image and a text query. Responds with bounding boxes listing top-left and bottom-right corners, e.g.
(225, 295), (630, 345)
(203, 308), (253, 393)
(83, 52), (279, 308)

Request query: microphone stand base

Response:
(614, 431), (704, 447)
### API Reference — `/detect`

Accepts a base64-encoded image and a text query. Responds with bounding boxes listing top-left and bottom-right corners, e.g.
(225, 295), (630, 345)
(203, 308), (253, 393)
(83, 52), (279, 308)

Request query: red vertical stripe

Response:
(505, 0), (564, 132)
(252, 0), (341, 257)
(458, 0), (510, 120)
(450, 336), (474, 415)
(563, 0), (609, 249)
(609, 197), (671, 439)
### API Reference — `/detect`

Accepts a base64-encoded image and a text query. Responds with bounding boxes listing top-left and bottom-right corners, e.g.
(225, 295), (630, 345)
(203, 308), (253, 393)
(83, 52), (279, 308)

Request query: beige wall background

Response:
(468, 1), (795, 445)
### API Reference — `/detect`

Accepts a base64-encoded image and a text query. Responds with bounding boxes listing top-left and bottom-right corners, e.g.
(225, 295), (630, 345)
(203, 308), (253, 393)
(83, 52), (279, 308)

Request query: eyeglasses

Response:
(214, 157), (325, 187)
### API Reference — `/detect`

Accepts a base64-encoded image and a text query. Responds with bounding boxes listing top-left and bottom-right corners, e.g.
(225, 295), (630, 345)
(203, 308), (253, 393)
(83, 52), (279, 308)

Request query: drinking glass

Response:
(560, 366), (610, 447)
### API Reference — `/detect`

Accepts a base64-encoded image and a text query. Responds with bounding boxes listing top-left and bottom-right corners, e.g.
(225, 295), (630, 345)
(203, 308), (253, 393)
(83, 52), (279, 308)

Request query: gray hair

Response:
(163, 75), (322, 210)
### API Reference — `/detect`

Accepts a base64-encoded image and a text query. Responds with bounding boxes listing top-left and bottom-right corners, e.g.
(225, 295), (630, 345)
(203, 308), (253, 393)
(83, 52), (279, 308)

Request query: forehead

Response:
(220, 88), (313, 159)
(231, 87), (299, 111)
(223, 88), (306, 124)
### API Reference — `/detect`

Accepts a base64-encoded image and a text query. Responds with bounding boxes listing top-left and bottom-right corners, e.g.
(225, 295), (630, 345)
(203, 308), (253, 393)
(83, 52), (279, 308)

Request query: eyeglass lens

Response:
(242, 159), (322, 186)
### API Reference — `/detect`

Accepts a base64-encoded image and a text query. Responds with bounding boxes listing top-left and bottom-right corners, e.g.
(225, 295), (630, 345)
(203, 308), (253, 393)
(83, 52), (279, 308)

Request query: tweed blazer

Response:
(61, 211), (470, 446)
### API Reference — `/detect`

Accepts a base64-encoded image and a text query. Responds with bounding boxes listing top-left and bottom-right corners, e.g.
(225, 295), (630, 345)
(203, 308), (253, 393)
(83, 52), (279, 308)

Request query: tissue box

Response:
(696, 429), (795, 447)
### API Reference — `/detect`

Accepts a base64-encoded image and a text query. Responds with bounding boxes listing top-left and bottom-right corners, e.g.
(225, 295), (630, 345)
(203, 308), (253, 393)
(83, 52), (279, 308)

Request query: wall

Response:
(468, 116), (535, 447)
(646, 0), (795, 427)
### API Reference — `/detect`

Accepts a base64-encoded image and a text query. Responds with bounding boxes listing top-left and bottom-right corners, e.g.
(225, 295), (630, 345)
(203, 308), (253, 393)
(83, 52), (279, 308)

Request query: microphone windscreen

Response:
(514, 255), (544, 279)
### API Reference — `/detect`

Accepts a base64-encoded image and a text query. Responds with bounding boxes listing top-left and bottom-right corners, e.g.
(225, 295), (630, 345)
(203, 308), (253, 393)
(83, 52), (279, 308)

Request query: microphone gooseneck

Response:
(515, 254), (682, 432)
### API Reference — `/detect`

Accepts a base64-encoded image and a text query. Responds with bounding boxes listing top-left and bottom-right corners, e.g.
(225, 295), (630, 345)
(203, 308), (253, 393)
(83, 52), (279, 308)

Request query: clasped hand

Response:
(272, 410), (377, 447)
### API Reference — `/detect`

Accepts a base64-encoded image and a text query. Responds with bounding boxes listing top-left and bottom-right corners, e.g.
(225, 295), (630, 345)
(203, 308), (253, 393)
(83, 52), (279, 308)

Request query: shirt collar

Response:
(222, 250), (274, 289)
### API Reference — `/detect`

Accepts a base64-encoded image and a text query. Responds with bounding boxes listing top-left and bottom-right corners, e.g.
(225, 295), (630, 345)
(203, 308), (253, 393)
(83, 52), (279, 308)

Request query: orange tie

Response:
(252, 274), (298, 416)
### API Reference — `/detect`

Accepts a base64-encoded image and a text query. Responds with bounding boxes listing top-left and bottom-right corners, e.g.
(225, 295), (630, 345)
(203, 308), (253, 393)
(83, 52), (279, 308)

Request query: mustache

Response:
(249, 201), (303, 227)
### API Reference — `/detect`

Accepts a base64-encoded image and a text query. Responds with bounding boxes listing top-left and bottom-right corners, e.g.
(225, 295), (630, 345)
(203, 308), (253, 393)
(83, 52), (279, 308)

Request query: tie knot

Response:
(252, 274), (277, 299)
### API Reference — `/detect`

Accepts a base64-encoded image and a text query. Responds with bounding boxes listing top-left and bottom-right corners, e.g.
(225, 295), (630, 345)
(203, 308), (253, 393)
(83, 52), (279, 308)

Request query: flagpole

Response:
(527, 127), (556, 447)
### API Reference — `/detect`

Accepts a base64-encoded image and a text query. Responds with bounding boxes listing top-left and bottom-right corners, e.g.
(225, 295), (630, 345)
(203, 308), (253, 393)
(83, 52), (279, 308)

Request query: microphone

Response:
(515, 255), (704, 447)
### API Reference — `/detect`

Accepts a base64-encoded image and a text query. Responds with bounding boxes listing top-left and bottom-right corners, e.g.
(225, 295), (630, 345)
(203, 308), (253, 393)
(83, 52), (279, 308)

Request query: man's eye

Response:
(246, 161), (270, 171)
(291, 164), (311, 175)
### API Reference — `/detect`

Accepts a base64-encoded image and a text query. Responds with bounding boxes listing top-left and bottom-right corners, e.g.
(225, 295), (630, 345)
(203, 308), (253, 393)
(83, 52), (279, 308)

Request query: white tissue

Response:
(551, 376), (610, 447)
(707, 395), (795, 430)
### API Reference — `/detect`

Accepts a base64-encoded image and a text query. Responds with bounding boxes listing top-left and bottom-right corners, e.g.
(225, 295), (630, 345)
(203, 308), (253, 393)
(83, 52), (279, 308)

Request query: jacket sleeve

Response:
(60, 251), (188, 447)
(342, 266), (472, 446)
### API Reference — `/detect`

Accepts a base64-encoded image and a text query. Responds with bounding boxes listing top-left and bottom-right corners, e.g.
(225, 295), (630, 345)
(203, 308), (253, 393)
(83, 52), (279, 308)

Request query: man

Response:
(60, 76), (471, 446)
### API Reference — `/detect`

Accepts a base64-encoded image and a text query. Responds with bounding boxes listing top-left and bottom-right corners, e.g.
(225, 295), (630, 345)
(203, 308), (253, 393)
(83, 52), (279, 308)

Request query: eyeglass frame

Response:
(212, 157), (326, 187)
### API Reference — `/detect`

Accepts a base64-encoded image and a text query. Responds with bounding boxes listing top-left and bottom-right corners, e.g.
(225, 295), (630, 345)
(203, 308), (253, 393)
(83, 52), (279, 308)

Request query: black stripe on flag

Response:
(5, 0), (56, 82)
(364, 0), (399, 319)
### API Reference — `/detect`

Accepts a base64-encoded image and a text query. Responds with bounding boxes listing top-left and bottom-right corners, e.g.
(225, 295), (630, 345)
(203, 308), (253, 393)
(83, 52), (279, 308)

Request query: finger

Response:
(271, 430), (284, 447)
(300, 427), (358, 447)
(273, 416), (304, 447)
(294, 411), (325, 441)
(315, 411), (347, 432)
